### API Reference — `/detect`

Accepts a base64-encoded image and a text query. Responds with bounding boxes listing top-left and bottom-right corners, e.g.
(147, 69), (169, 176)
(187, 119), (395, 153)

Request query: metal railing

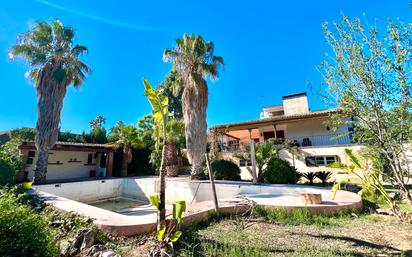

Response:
(217, 133), (353, 152)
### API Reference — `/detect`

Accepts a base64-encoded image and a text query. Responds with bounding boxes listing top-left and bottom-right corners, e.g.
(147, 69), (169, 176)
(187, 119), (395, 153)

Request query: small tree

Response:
(320, 15), (412, 207)
(236, 139), (286, 182)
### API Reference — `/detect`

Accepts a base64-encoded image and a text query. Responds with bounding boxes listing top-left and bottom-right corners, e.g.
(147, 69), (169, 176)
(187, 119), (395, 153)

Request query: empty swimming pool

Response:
(33, 177), (362, 236)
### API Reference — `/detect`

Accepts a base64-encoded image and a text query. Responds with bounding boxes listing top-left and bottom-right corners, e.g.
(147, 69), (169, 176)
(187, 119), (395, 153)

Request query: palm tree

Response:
(164, 119), (185, 177)
(164, 34), (224, 179)
(10, 20), (90, 184)
(108, 122), (142, 177)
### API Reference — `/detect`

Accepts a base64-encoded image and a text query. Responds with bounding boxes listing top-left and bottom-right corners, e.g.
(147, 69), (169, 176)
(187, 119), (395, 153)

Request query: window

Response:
(87, 154), (93, 164)
(305, 155), (339, 167)
(26, 151), (35, 165)
(239, 160), (252, 167)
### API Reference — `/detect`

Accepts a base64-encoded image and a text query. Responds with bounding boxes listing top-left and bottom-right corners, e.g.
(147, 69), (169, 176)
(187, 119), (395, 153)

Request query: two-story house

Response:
(210, 92), (361, 180)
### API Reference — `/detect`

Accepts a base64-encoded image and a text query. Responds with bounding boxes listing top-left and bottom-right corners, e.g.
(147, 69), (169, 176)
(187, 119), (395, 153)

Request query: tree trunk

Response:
(33, 150), (48, 184)
(121, 144), (130, 177)
(182, 79), (208, 180)
(33, 63), (67, 185)
(157, 144), (167, 230)
(165, 141), (179, 177)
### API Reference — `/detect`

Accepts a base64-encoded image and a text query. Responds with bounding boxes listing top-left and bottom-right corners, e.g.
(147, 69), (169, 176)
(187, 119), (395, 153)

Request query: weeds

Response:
(252, 206), (355, 228)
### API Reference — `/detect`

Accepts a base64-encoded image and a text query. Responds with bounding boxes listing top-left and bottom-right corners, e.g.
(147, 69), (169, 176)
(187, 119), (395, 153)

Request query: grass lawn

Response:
(121, 211), (412, 257)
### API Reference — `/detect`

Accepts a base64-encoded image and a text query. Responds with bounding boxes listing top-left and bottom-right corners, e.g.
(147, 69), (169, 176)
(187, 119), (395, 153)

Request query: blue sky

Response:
(0, 0), (410, 133)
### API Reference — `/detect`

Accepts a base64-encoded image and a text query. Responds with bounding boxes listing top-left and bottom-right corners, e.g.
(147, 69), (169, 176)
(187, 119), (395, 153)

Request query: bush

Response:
(0, 139), (22, 185)
(211, 160), (241, 181)
(263, 157), (298, 184)
(0, 192), (58, 257)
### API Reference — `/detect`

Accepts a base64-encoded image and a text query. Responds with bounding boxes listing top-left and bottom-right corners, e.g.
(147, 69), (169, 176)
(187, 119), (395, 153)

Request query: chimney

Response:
(282, 92), (309, 116)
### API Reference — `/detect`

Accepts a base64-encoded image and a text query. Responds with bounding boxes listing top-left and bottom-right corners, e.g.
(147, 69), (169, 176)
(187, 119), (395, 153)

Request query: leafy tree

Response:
(0, 139), (23, 185)
(157, 71), (184, 119)
(320, 15), (412, 206)
(58, 131), (86, 142)
(10, 20), (90, 184)
(10, 128), (35, 141)
(89, 115), (107, 144)
(164, 34), (224, 179)
(108, 121), (142, 177)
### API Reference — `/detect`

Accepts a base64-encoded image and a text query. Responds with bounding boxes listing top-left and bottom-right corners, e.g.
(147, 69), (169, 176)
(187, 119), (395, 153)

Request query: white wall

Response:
(23, 150), (100, 181)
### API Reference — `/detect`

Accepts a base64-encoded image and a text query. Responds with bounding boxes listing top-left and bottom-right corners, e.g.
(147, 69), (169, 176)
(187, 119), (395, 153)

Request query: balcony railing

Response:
(217, 133), (353, 152)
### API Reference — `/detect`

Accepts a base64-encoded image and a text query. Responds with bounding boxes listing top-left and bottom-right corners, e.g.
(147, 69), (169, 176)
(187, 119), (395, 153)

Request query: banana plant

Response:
(329, 149), (393, 207)
(150, 195), (186, 255)
(143, 78), (168, 231)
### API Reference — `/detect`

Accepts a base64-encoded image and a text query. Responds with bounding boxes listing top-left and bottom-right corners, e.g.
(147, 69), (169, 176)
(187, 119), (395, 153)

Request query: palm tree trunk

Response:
(33, 63), (67, 185)
(33, 150), (48, 184)
(157, 142), (167, 230)
(121, 144), (130, 177)
(183, 79), (208, 180)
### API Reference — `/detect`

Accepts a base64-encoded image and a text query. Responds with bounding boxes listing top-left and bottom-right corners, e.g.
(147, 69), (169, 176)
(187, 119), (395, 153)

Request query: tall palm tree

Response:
(10, 20), (90, 184)
(164, 34), (224, 179)
(108, 122), (142, 177)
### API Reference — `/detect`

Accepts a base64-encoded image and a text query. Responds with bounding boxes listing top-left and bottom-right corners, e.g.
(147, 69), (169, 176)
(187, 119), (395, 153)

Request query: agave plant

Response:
(315, 171), (332, 185)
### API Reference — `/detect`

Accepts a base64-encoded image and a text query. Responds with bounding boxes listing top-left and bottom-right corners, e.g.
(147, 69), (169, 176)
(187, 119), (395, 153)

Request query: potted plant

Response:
(21, 171), (33, 189)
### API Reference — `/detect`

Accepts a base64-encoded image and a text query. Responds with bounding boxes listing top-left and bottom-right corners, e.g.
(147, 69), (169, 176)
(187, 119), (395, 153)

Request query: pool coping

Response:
(36, 179), (363, 236)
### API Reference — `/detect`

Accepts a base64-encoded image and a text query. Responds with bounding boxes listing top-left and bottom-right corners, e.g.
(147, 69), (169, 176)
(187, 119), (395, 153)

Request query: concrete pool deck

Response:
(34, 177), (362, 236)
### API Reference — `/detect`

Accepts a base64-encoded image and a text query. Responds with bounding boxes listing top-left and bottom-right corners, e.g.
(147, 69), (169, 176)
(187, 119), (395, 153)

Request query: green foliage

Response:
(210, 159), (241, 181)
(150, 196), (186, 253)
(315, 171), (332, 184)
(302, 172), (317, 184)
(89, 115), (108, 144)
(236, 139), (286, 182)
(10, 128), (35, 141)
(108, 121), (142, 149)
(157, 71), (184, 119)
(263, 157), (299, 184)
(0, 139), (22, 185)
(320, 14), (412, 205)
(90, 127), (108, 144)
(253, 206), (353, 228)
(0, 191), (58, 257)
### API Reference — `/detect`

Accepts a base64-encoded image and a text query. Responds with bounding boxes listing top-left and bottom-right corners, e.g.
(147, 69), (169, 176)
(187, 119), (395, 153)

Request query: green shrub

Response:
(315, 171), (333, 184)
(0, 192), (58, 257)
(211, 160), (241, 181)
(0, 139), (22, 185)
(302, 171), (317, 184)
(263, 157), (298, 184)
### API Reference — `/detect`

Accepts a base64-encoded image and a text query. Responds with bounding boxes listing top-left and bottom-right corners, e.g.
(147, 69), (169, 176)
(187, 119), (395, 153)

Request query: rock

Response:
(69, 228), (97, 255)
(59, 240), (71, 257)
(83, 244), (107, 257)
(102, 251), (118, 257)
(81, 229), (97, 250)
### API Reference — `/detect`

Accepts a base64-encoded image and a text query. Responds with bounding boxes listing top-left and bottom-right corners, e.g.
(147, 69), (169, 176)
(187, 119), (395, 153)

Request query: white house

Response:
(210, 92), (360, 180)
(19, 141), (115, 182)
